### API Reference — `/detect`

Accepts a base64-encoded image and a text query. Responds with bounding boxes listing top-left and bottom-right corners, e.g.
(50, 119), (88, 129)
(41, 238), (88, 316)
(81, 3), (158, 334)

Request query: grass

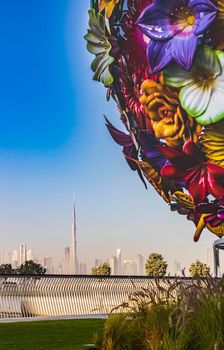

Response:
(0, 319), (105, 350)
(95, 277), (224, 350)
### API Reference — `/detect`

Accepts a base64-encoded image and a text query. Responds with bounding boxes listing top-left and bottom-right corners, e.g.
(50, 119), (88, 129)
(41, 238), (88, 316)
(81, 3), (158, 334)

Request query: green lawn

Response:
(0, 319), (105, 350)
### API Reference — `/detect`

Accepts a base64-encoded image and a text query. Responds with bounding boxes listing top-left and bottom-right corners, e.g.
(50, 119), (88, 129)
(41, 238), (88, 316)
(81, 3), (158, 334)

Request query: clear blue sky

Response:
(0, 0), (216, 273)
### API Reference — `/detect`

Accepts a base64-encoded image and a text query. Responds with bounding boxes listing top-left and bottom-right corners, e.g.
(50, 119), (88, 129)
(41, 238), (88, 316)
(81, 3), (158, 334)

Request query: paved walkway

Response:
(0, 314), (108, 323)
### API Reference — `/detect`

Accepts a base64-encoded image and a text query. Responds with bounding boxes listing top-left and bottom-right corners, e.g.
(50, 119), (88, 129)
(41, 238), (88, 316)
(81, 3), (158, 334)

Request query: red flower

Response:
(122, 0), (152, 66)
(118, 58), (154, 130)
(160, 141), (224, 204)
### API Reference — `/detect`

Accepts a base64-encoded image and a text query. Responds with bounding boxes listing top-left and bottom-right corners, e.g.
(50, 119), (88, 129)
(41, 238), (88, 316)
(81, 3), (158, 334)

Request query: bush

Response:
(94, 277), (224, 350)
(189, 260), (210, 277)
(145, 253), (168, 277)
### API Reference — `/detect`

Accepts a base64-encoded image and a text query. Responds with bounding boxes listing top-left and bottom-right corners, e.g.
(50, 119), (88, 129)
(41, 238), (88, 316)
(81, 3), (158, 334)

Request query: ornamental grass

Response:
(94, 277), (224, 350)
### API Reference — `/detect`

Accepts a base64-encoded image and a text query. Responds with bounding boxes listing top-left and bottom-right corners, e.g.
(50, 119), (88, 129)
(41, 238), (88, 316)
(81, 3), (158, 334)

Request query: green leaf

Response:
(90, 0), (99, 11)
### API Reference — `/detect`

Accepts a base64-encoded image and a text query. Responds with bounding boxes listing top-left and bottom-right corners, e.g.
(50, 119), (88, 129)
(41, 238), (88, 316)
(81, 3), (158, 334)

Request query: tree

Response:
(0, 264), (14, 274)
(145, 253), (168, 277)
(189, 260), (210, 277)
(91, 262), (111, 276)
(17, 260), (46, 275)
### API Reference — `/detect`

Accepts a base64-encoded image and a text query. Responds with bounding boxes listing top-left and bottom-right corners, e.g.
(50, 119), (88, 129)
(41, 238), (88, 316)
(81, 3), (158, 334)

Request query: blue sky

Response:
(0, 0), (216, 273)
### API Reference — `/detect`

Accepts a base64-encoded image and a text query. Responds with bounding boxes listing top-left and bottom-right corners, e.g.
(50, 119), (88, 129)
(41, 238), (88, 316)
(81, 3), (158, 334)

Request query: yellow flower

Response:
(99, 0), (120, 18)
(200, 120), (224, 168)
(139, 80), (201, 148)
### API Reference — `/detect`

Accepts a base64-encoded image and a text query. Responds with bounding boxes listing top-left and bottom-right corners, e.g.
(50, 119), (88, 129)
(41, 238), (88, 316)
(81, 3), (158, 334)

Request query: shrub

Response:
(94, 276), (224, 350)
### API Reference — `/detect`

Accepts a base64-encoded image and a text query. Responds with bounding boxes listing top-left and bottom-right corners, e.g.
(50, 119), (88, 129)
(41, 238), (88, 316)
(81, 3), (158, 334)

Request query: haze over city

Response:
(0, 0), (217, 274)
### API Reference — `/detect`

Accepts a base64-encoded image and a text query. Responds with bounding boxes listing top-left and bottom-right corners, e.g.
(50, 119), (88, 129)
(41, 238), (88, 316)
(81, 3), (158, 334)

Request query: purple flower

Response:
(137, 0), (218, 73)
(196, 196), (224, 227)
(138, 130), (169, 170)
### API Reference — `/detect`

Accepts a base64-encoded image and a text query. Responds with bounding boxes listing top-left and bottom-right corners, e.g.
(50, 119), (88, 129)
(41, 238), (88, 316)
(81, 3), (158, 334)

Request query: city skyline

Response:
(0, 197), (216, 275)
(0, 237), (215, 276)
(0, 196), (217, 275)
(0, 242), (215, 276)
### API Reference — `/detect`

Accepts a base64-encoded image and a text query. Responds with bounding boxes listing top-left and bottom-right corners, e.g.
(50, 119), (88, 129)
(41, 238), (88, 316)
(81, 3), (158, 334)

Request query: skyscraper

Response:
(116, 249), (121, 275)
(123, 259), (136, 275)
(63, 247), (70, 274)
(19, 244), (27, 265)
(136, 254), (144, 275)
(12, 250), (18, 269)
(79, 262), (87, 274)
(27, 249), (33, 261)
(109, 256), (118, 275)
(69, 202), (78, 274)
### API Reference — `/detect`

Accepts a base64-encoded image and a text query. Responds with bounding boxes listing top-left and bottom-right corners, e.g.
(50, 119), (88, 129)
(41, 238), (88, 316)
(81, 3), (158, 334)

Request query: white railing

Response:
(0, 275), (192, 319)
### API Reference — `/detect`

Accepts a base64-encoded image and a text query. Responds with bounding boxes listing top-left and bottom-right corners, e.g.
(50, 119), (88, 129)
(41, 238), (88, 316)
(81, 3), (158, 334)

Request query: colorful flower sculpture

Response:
(85, 0), (224, 241)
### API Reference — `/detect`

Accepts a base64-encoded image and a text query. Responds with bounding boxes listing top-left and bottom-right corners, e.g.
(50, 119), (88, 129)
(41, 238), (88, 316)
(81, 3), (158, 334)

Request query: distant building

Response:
(43, 257), (53, 274)
(57, 263), (63, 275)
(79, 262), (87, 274)
(63, 247), (70, 274)
(117, 249), (121, 275)
(19, 244), (27, 265)
(109, 256), (118, 275)
(1, 251), (12, 265)
(123, 259), (136, 275)
(174, 260), (182, 276)
(12, 250), (18, 269)
(69, 202), (78, 274)
(27, 249), (33, 261)
(94, 258), (102, 267)
(136, 254), (144, 275)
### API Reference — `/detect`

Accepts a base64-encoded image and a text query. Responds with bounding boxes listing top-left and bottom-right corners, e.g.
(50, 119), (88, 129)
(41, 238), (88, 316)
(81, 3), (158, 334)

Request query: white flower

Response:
(164, 45), (224, 126)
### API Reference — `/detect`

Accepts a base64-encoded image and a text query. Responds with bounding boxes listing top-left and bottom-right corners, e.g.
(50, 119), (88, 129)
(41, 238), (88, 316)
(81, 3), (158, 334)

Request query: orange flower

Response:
(99, 0), (120, 18)
(139, 80), (201, 148)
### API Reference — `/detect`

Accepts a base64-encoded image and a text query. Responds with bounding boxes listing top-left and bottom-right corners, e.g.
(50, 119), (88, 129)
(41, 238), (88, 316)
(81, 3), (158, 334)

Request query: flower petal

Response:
(138, 130), (168, 169)
(186, 170), (207, 203)
(159, 144), (194, 168)
(180, 82), (212, 117)
(216, 50), (224, 74)
(163, 63), (194, 88)
(99, 65), (114, 86)
(161, 164), (186, 179)
(92, 53), (114, 86)
(195, 87), (224, 125)
(207, 171), (224, 199)
(189, 0), (218, 35)
(194, 45), (221, 78)
(207, 163), (224, 178)
(105, 0), (119, 18)
(147, 40), (172, 73)
(137, 4), (178, 41)
(194, 11), (218, 35)
(171, 31), (197, 70)
(183, 141), (205, 161)
(105, 118), (134, 147)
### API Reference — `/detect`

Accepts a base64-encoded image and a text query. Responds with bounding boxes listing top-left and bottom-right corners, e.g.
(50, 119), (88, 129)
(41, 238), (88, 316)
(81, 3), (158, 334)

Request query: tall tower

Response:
(69, 202), (78, 274)
(19, 244), (27, 265)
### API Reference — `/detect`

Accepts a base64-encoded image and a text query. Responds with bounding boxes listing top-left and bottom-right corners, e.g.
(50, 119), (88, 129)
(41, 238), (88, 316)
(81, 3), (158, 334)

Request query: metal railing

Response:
(0, 275), (192, 320)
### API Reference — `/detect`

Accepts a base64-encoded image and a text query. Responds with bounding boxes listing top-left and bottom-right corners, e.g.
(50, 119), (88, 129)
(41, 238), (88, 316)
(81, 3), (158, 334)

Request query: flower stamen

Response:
(187, 15), (195, 26)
